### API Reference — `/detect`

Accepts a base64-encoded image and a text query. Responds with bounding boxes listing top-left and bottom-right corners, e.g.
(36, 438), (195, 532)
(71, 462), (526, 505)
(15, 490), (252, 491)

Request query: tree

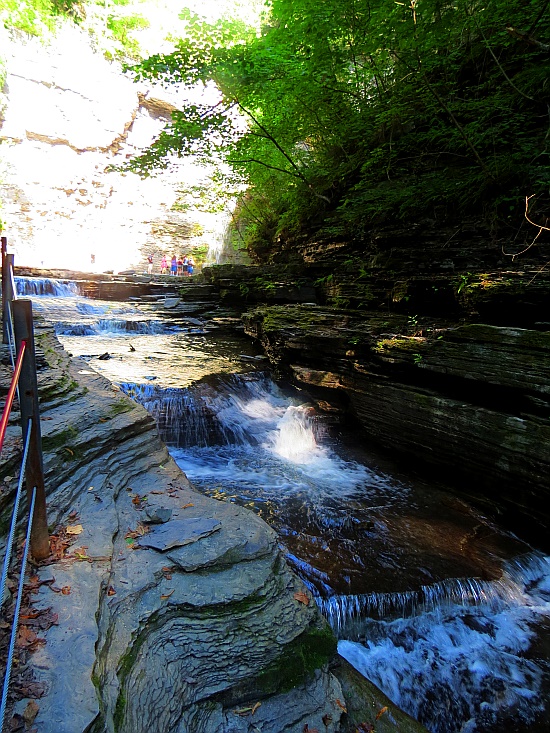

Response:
(128, 0), (550, 255)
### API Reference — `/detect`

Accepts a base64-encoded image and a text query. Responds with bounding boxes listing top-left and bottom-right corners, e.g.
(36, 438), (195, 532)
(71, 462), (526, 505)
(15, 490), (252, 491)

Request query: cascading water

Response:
(15, 276), (80, 297)
(121, 373), (550, 733)
(19, 282), (550, 733)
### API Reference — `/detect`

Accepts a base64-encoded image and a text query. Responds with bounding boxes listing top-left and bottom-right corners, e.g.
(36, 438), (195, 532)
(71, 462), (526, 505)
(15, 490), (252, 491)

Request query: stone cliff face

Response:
(0, 24), (224, 274)
(198, 263), (550, 544)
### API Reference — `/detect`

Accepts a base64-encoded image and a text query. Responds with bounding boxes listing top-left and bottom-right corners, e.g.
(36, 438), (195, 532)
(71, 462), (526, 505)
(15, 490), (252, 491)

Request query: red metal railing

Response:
(0, 339), (26, 453)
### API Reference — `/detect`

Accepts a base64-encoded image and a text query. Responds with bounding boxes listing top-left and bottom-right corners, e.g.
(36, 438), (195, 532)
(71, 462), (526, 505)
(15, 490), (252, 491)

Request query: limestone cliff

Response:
(0, 24), (224, 274)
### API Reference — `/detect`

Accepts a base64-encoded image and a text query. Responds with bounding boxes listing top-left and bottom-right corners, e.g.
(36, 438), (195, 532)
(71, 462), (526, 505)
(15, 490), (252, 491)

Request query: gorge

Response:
(1, 0), (550, 731)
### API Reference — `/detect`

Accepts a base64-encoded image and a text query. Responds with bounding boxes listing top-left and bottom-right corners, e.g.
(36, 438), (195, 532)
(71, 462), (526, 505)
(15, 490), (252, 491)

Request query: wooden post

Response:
(12, 299), (50, 560)
(2, 237), (10, 345)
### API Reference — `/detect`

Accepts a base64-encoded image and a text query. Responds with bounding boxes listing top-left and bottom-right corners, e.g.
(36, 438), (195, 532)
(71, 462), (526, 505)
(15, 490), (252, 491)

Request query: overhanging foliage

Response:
(128, 0), (550, 255)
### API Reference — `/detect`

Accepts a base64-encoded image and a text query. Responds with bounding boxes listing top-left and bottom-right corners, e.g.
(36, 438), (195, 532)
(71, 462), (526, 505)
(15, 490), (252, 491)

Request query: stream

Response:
(18, 276), (550, 733)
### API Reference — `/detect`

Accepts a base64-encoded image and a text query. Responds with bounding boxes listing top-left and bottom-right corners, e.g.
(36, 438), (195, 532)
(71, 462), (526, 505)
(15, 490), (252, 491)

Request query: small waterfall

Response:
(55, 318), (170, 336)
(121, 374), (318, 449)
(119, 382), (223, 447)
(95, 319), (168, 335)
(320, 552), (550, 635)
(337, 552), (550, 733)
(14, 276), (80, 297)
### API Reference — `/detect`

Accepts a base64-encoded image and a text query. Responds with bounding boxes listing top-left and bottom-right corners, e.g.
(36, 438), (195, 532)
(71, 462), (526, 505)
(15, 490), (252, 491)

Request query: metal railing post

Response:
(11, 299), (50, 560)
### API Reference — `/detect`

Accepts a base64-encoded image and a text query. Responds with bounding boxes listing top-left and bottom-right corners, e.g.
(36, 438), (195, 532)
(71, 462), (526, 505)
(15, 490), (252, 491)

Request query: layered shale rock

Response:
(0, 24), (222, 274)
(0, 326), (350, 733)
(1, 324), (429, 733)
(242, 305), (550, 539)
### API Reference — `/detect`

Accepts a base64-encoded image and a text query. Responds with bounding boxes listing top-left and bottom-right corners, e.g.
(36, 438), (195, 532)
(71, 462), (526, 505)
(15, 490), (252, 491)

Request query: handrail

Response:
(0, 419), (33, 612)
(0, 339), (26, 453)
(1, 236), (50, 730)
(0, 486), (36, 733)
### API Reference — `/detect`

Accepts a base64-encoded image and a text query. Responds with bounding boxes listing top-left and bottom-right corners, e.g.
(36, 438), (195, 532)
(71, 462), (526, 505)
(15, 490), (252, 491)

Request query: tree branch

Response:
(506, 26), (550, 52)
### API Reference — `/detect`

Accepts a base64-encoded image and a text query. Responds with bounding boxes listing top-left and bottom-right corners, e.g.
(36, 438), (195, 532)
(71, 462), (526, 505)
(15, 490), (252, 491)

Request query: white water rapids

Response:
(17, 278), (550, 733)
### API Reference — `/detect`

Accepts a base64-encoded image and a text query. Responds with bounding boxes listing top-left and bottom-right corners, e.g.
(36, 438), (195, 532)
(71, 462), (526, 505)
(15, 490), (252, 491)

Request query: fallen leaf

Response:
(234, 708), (254, 717)
(73, 551), (91, 562)
(335, 699), (347, 713)
(180, 503), (194, 509)
(107, 586), (116, 596)
(125, 522), (148, 539)
(64, 447), (74, 456)
(293, 591), (310, 605)
(66, 524), (83, 535)
(16, 626), (38, 648)
(375, 706), (388, 721)
(160, 589), (174, 600)
(61, 586), (71, 595)
(251, 702), (261, 715)
(22, 701), (39, 726)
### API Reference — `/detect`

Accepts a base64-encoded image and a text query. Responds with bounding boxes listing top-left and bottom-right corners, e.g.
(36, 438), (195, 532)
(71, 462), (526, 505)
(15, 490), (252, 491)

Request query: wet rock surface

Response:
(0, 326), (429, 733)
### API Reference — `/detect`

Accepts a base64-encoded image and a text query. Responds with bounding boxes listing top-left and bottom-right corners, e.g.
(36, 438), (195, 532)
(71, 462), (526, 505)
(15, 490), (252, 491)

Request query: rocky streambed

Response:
(2, 266), (550, 733)
(0, 307), (425, 732)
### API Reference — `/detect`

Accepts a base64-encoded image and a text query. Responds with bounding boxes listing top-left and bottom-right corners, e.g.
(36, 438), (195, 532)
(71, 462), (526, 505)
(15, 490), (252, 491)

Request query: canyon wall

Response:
(0, 24), (225, 274)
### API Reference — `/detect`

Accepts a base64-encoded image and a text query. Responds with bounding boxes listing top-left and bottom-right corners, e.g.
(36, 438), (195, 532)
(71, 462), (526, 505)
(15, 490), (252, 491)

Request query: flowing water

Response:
(18, 278), (550, 733)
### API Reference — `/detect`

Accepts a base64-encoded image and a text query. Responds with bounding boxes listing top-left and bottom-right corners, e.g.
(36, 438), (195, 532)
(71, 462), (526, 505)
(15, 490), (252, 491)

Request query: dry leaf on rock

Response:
(106, 586), (116, 596)
(66, 525), (83, 535)
(233, 704), (261, 717)
(61, 586), (71, 595)
(293, 591), (310, 605)
(180, 503), (194, 509)
(125, 522), (148, 539)
(375, 706), (388, 721)
(160, 589), (174, 600)
(335, 699), (347, 713)
(22, 701), (39, 726)
(16, 626), (38, 648)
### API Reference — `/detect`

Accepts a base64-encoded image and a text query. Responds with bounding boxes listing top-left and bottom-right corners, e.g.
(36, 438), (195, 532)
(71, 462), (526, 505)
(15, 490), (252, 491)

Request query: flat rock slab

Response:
(138, 517), (222, 551)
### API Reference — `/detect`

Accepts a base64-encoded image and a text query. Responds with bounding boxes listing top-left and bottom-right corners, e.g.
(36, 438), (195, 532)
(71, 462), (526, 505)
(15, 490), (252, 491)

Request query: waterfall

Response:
(14, 276), (80, 297)
(337, 552), (550, 733)
(320, 552), (550, 635)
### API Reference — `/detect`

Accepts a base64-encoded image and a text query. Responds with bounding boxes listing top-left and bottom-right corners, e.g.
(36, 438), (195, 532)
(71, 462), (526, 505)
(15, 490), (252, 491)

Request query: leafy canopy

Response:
(128, 0), (550, 254)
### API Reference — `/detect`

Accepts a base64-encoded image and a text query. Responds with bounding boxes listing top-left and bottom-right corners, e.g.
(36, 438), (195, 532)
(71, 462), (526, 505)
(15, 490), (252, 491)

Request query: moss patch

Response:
(41, 426), (78, 452)
(108, 399), (135, 417)
(257, 625), (337, 694)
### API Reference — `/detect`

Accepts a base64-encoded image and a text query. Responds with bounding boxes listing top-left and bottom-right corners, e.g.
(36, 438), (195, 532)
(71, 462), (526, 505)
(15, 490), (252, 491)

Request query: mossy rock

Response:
(257, 624), (338, 694)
